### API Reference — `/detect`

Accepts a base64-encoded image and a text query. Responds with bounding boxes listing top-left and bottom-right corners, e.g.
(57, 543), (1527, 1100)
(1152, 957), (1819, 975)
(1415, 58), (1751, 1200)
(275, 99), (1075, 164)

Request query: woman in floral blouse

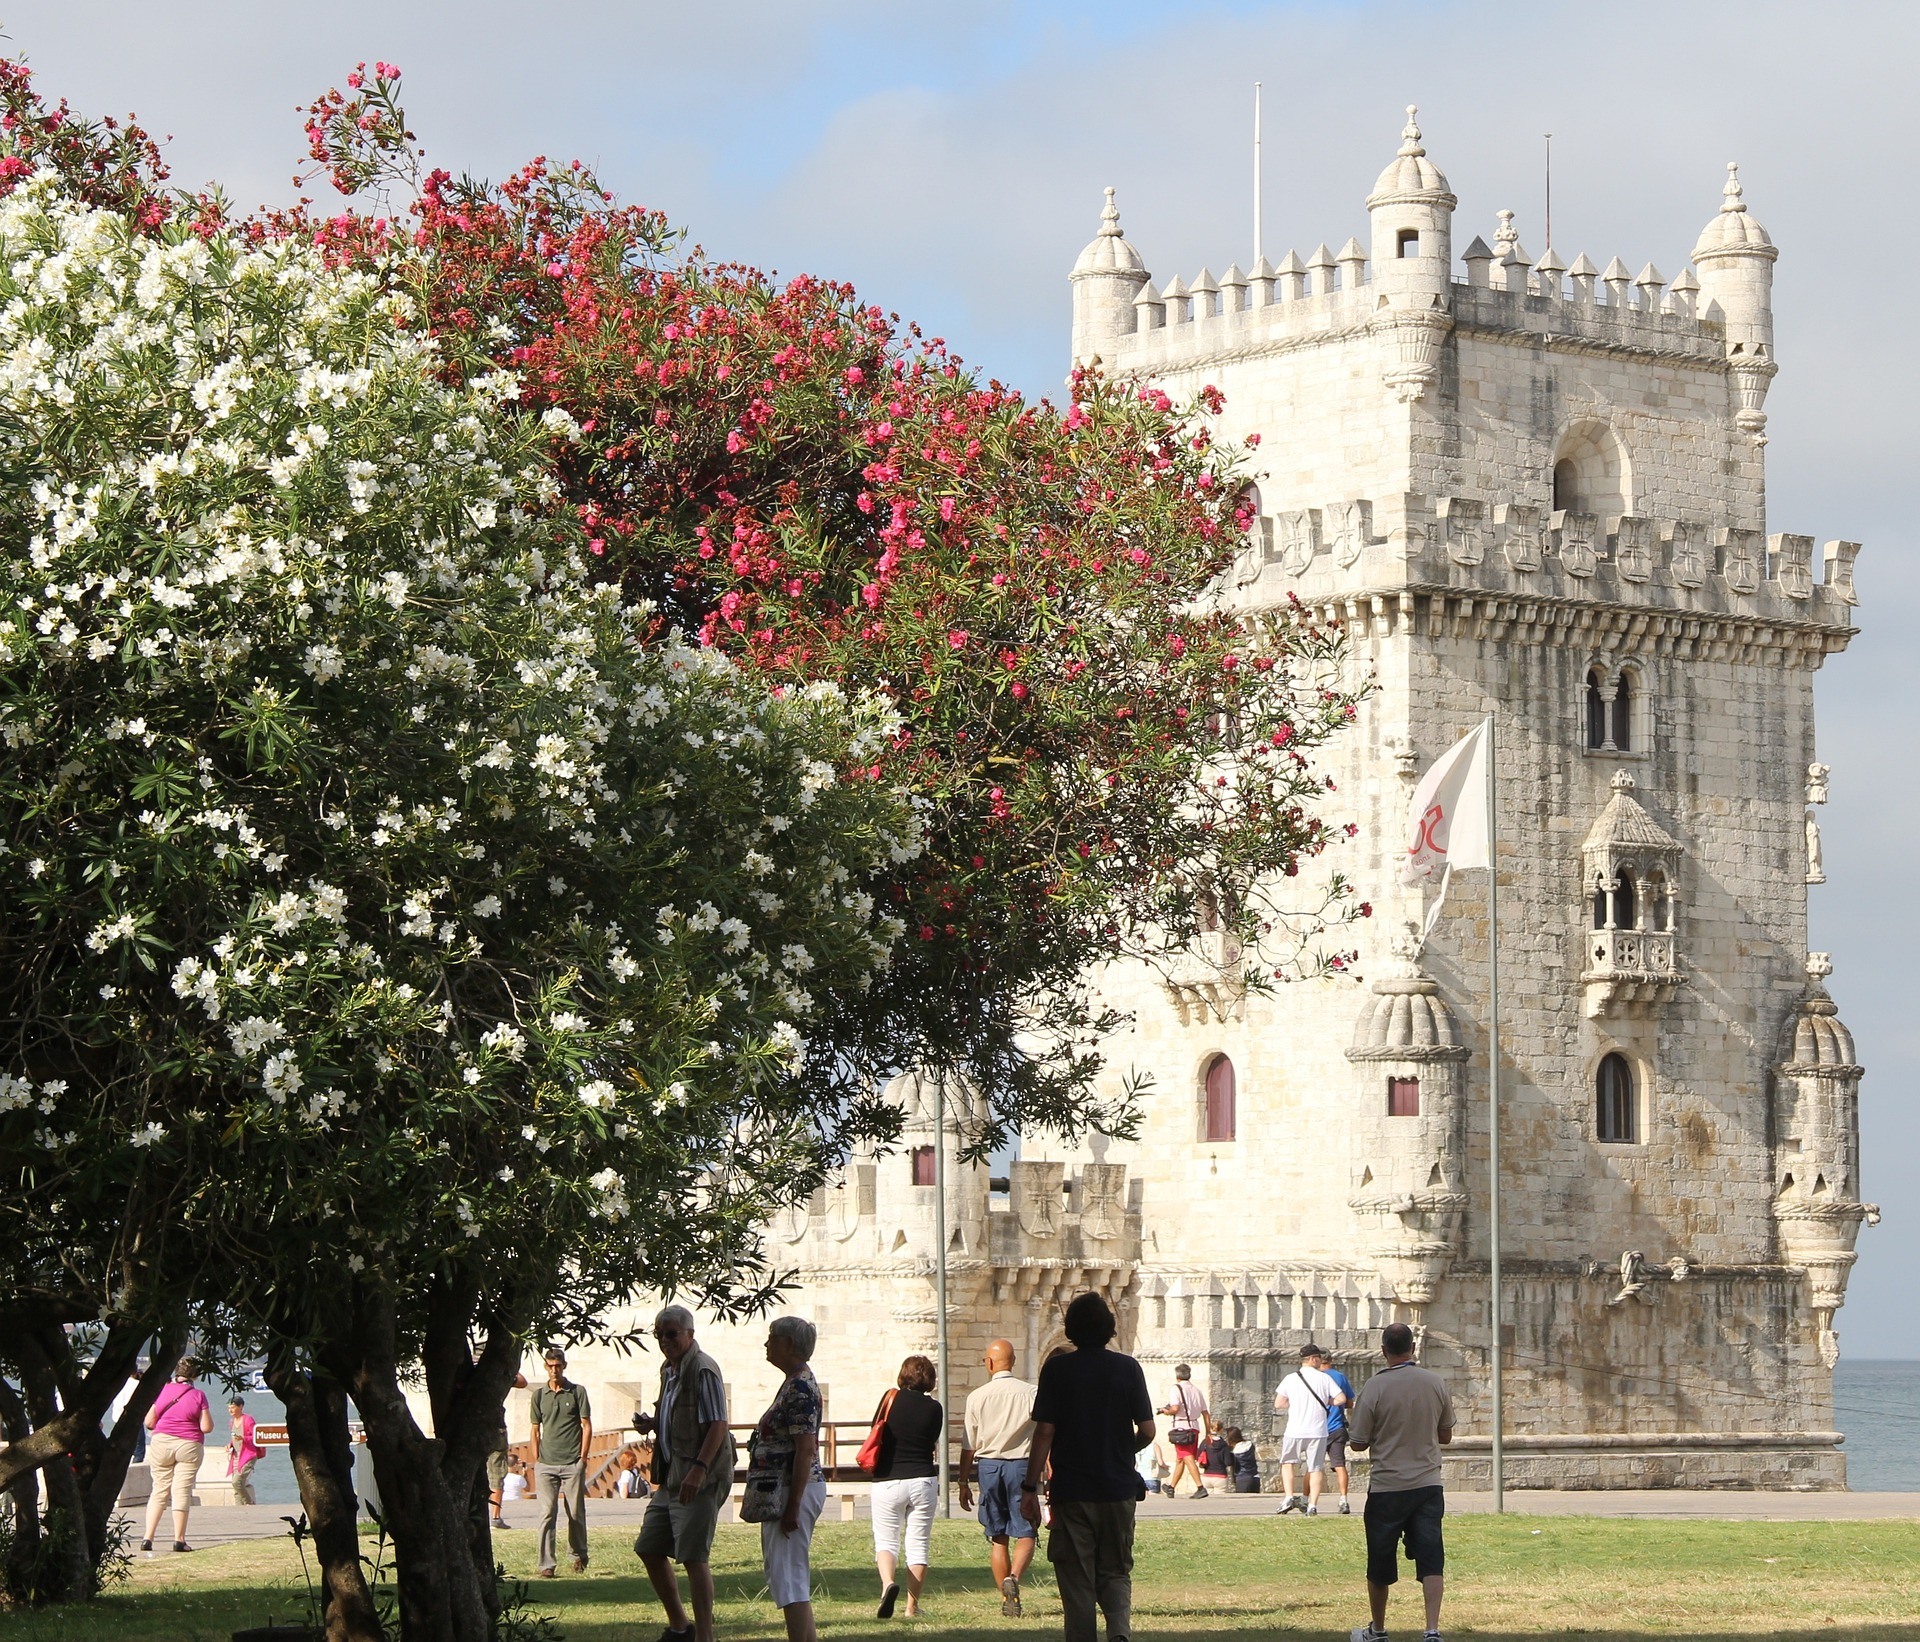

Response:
(754, 1316), (826, 1642)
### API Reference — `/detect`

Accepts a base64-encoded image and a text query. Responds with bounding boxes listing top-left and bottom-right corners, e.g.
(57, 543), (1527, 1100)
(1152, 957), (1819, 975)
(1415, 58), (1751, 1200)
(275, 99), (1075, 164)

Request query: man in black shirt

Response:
(1021, 1293), (1154, 1642)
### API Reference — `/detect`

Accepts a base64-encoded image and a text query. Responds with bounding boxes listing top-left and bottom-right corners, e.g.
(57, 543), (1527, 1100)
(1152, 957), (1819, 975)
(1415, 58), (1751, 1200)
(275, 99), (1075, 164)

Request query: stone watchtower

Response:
(1046, 109), (1871, 1488)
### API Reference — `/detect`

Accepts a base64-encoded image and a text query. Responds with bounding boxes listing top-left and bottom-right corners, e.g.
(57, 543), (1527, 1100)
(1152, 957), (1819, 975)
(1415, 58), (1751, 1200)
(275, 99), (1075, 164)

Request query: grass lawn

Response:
(4, 1515), (1920, 1639)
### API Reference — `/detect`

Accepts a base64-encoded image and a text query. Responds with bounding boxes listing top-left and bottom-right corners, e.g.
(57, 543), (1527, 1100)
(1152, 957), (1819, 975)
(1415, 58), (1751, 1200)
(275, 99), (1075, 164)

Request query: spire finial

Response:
(1100, 185), (1121, 236)
(1495, 208), (1518, 252)
(1398, 104), (1425, 157)
(1610, 769), (1637, 794)
(1721, 161), (1746, 214)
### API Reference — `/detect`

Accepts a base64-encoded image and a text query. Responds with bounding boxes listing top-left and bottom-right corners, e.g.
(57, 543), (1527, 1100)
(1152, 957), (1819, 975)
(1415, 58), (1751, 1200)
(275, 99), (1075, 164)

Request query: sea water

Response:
(1834, 1359), (1920, 1491)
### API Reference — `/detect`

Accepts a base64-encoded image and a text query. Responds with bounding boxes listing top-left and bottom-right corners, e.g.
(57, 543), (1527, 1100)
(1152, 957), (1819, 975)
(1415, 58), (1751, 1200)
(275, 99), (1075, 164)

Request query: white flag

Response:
(1400, 719), (1492, 937)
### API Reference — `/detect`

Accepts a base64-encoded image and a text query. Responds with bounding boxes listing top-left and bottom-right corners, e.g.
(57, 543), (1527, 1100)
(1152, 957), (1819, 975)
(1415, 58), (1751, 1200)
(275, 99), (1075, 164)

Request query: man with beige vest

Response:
(633, 1306), (737, 1642)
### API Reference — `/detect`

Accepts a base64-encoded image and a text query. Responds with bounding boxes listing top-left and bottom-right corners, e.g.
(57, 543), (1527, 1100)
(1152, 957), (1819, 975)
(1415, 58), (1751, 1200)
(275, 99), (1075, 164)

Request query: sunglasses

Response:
(653, 1327), (684, 1340)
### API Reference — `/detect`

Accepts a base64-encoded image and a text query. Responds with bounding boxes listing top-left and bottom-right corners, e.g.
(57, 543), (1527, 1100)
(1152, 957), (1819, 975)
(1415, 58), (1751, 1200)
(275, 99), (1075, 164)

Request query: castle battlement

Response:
(1231, 490), (1859, 643)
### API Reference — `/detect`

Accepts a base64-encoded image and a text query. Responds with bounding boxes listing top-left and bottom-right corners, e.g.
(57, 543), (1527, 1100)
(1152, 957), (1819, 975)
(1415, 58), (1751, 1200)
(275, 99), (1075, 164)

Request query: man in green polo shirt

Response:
(530, 1346), (593, 1577)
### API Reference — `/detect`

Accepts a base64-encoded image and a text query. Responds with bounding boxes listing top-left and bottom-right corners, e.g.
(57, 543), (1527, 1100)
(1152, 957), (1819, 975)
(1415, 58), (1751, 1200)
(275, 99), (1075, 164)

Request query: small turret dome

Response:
(1781, 954), (1859, 1071)
(1348, 934), (1468, 1061)
(1692, 163), (1776, 261)
(1368, 106), (1454, 205)
(1072, 186), (1148, 278)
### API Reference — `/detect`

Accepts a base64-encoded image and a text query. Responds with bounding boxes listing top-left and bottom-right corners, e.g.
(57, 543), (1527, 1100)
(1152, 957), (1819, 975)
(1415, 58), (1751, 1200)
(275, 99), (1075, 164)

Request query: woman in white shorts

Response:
(753, 1316), (827, 1642)
(866, 1353), (943, 1618)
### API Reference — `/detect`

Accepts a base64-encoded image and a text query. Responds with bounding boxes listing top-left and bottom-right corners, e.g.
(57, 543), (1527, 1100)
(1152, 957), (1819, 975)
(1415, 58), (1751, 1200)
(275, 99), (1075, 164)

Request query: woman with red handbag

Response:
(865, 1354), (943, 1618)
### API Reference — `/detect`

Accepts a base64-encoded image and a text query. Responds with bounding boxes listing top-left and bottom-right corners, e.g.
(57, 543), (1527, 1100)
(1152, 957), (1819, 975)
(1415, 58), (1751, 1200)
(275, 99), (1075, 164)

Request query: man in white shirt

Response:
(1273, 1342), (1348, 1516)
(1158, 1363), (1211, 1499)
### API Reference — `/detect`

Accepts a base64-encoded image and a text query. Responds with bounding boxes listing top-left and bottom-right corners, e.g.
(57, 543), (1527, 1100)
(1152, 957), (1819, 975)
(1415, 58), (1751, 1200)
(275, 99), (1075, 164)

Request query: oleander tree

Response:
(294, 66), (1371, 1151)
(0, 141), (917, 1635)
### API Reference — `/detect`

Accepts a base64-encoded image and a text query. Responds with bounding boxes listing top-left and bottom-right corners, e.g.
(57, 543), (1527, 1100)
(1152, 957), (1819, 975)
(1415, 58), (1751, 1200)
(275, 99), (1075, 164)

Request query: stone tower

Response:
(546, 112), (1869, 1492)
(1044, 108), (1871, 1488)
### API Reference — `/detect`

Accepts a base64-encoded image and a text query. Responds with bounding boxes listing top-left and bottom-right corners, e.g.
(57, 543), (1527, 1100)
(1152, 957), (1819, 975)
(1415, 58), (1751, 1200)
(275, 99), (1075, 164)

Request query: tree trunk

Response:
(10, 1342), (95, 1601)
(0, 1317), (147, 1500)
(344, 1290), (493, 1642)
(268, 1349), (384, 1642)
(0, 1377), (45, 1602)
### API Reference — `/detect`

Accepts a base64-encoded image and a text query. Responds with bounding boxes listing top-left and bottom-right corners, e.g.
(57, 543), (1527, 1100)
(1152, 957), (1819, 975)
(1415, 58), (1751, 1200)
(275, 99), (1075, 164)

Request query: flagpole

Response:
(1486, 713), (1504, 1514)
(933, 1070), (952, 1517)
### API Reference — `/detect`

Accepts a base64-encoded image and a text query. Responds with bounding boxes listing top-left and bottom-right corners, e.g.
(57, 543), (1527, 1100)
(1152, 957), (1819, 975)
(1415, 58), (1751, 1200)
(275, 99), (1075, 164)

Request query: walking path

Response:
(141, 1486), (1920, 1552)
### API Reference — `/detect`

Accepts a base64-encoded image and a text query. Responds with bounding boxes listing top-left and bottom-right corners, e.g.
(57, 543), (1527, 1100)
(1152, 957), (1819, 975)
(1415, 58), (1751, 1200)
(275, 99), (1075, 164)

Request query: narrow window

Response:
(1592, 882), (1609, 931)
(1596, 1053), (1637, 1143)
(1585, 670), (1608, 749)
(1612, 869), (1637, 931)
(1612, 672), (1634, 752)
(910, 1145), (936, 1187)
(1553, 459), (1580, 513)
(1397, 228), (1419, 258)
(1387, 1076), (1421, 1117)
(1203, 1054), (1236, 1143)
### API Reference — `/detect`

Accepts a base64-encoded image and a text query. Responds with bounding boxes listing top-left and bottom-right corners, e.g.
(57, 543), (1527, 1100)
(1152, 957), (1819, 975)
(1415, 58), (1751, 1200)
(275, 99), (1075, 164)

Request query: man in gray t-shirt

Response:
(1346, 1323), (1454, 1642)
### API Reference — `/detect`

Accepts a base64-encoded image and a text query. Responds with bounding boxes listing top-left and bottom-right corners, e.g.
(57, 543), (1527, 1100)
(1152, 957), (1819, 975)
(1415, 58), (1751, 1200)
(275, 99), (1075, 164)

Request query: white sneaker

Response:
(1339, 1498), (1352, 1514)
(1350, 1626), (1388, 1642)
(1305, 1502), (1319, 1515)
(1276, 1494), (1301, 1514)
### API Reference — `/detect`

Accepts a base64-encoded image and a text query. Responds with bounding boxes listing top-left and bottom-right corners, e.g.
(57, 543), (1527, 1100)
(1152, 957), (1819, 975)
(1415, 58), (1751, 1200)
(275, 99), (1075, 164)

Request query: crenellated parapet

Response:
(1228, 489), (1859, 645)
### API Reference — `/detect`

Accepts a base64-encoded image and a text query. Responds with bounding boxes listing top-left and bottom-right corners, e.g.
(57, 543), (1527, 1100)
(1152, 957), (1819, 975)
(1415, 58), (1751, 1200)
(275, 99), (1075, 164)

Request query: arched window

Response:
(1553, 459), (1581, 513)
(1612, 671), (1634, 752)
(1611, 869), (1637, 931)
(1585, 669), (1609, 749)
(1203, 1054), (1236, 1143)
(1592, 881), (1609, 931)
(1596, 1054), (1636, 1143)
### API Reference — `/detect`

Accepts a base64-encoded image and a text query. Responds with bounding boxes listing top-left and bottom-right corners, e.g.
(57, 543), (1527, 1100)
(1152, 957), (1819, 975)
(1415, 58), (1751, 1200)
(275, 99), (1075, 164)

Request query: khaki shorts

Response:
(487, 1449), (511, 1490)
(634, 1477), (725, 1565)
(149, 1433), (204, 1511)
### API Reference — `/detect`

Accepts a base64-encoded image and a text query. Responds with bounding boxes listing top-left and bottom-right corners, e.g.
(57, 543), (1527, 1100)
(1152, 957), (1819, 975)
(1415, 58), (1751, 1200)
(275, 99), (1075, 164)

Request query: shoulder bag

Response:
(1167, 1384), (1200, 1449)
(856, 1388), (898, 1477)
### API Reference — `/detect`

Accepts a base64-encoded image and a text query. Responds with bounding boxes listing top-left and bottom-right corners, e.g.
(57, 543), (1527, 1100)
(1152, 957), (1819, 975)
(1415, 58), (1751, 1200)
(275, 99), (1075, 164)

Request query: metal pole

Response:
(1253, 83), (1264, 266)
(1486, 714), (1504, 1513)
(1544, 133), (1553, 253)
(932, 1072), (952, 1516)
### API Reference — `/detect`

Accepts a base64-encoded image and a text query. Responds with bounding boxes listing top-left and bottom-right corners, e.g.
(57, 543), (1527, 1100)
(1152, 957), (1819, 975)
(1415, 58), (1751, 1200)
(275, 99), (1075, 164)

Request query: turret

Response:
(1771, 954), (1877, 1366)
(1345, 932), (1470, 1331)
(1070, 186), (1150, 365)
(1366, 105), (1456, 306)
(1691, 163), (1778, 439)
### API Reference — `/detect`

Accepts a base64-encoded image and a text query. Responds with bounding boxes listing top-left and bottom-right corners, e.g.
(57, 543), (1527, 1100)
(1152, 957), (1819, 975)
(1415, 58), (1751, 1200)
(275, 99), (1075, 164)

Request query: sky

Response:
(13, 0), (1918, 1354)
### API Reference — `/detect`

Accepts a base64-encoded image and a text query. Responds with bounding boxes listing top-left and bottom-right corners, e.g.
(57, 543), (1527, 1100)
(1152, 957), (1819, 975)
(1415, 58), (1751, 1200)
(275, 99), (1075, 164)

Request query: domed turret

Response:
(1771, 954), (1876, 1366)
(1367, 106), (1455, 305)
(1346, 932), (1470, 1320)
(1071, 186), (1151, 364)
(1692, 163), (1778, 437)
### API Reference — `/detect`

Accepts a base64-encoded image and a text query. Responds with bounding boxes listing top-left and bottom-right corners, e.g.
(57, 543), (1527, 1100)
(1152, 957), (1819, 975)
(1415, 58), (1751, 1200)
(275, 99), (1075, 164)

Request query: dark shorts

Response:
(1326, 1432), (1348, 1468)
(976, 1457), (1036, 1539)
(1364, 1485), (1445, 1586)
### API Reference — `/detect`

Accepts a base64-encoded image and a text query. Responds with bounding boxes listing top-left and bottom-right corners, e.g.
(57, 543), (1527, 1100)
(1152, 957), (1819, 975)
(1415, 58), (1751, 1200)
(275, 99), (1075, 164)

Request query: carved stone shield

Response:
(1010, 1159), (1063, 1240)
(1277, 509), (1317, 575)
(1080, 1163), (1128, 1241)
(1720, 528), (1761, 594)
(1614, 516), (1653, 583)
(1554, 509), (1598, 577)
(1773, 533), (1813, 600)
(1324, 500), (1366, 569)
(1494, 502), (1542, 572)
(1665, 522), (1705, 589)
(1439, 497), (1484, 567)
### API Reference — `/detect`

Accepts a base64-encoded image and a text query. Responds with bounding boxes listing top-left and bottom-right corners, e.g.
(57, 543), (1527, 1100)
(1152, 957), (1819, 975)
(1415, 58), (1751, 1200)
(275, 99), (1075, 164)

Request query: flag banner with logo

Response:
(1400, 717), (1492, 941)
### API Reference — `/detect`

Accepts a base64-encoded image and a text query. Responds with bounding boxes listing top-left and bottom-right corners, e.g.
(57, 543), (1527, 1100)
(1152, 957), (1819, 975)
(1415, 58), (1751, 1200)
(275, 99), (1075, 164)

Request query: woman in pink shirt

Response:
(143, 1358), (213, 1554)
(226, 1396), (265, 1505)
